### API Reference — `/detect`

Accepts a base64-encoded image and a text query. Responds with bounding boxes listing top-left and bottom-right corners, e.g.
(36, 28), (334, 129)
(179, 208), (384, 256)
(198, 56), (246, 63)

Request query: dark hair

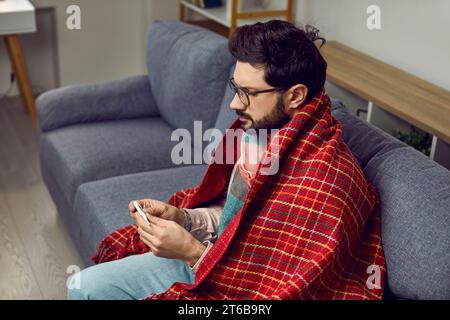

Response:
(229, 20), (327, 101)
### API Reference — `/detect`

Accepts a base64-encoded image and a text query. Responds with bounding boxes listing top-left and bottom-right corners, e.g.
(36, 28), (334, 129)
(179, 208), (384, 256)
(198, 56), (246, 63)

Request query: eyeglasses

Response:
(228, 78), (285, 107)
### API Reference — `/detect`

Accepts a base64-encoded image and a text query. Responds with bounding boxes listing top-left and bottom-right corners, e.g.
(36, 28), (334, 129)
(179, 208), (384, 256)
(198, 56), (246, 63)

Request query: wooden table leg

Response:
(4, 35), (38, 129)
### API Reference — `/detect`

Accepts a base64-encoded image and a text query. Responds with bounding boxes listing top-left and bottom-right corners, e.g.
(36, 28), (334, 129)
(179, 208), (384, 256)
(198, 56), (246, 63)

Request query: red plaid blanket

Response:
(92, 90), (386, 299)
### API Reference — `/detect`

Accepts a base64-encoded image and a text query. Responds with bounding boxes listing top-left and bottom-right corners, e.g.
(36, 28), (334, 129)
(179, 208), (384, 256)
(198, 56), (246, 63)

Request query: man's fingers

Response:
(129, 199), (153, 213)
(128, 201), (137, 212)
(138, 228), (156, 252)
(141, 199), (168, 218)
(130, 200), (167, 230)
(138, 226), (163, 252)
(138, 227), (158, 243)
(135, 211), (153, 230)
(147, 214), (165, 226)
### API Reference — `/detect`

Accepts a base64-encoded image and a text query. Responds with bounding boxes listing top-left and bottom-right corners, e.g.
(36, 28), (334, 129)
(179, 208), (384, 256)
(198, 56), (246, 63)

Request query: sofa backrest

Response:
(146, 20), (235, 136)
(332, 101), (450, 300)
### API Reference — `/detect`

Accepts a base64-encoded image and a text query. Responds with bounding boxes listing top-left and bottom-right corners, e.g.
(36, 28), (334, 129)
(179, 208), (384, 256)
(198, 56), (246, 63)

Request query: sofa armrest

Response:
(36, 75), (159, 132)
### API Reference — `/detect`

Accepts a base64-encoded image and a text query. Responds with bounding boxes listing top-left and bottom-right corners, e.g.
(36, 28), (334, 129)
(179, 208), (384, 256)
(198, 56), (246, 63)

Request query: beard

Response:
(236, 95), (290, 131)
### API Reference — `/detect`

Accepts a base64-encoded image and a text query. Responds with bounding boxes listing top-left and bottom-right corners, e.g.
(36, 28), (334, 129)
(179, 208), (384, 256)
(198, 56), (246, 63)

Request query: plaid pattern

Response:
(92, 90), (386, 300)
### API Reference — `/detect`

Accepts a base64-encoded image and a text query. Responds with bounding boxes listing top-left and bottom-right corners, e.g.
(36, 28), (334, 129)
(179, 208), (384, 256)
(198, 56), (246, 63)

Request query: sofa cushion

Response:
(73, 164), (208, 265)
(40, 117), (200, 207)
(146, 20), (235, 136)
(332, 105), (450, 300)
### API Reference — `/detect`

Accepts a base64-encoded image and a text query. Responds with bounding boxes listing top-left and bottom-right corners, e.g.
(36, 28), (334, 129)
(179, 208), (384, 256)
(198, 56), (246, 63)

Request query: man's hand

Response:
(128, 199), (185, 227)
(135, 213), (206, 267)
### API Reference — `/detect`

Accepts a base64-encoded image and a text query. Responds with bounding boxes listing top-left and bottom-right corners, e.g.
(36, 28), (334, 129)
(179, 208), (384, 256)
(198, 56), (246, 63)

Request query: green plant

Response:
(392, 126), (432, 156)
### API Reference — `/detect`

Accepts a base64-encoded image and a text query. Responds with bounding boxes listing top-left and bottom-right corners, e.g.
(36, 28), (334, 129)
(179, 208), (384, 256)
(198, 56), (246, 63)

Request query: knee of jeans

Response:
(67, 267), (109, 300)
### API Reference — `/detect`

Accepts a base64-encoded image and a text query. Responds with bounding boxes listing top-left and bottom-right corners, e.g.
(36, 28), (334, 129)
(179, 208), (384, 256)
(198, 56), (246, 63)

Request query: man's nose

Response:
(229, 93), (246, 111)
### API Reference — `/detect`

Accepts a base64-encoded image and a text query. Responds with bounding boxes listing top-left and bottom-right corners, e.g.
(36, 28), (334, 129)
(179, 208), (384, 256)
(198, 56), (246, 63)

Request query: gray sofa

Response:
(36, 20), (450, 300)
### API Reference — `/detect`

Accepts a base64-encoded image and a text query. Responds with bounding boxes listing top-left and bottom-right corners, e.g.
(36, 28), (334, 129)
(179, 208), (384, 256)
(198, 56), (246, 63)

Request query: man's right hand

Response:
(128, 199), (185, 227)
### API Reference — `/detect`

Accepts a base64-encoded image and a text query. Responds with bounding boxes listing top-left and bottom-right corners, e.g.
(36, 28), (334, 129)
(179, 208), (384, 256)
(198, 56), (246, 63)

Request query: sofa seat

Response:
(40, 117), (200, 208)
(73, 164), (208, 264)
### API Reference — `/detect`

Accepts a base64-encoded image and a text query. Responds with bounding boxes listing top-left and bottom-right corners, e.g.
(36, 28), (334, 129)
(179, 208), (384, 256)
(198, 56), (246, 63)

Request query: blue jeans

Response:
(67, 253), (195, 300)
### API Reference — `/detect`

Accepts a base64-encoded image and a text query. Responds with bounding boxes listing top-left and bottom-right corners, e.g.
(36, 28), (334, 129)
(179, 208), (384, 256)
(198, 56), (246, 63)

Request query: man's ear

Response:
(285, 84), (308, 112)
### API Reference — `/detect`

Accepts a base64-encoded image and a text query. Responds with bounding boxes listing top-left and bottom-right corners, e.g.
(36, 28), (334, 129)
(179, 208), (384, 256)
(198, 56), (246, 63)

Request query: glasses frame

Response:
(228, 77), (285, 107)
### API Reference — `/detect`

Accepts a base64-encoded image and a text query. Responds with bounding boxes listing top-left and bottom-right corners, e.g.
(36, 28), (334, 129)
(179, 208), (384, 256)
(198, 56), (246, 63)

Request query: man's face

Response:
(230, 61), (290, 131)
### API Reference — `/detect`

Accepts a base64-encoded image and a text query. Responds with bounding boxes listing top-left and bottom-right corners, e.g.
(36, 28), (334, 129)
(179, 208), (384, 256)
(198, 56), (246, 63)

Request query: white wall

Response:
(144, 0), (180, 30)
(294, 0), (450, 167)
(3, 1), (448, 100)
(0, 0), (179, 97)
(295, 0), (450, 91)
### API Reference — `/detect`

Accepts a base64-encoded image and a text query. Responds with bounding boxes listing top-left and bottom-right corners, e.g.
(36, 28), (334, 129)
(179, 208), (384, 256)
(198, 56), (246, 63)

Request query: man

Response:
(69, 20), (385, 300)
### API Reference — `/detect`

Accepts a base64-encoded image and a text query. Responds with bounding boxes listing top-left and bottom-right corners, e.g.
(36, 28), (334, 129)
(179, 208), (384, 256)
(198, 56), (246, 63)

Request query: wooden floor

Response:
(0, 97), (84, 300)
